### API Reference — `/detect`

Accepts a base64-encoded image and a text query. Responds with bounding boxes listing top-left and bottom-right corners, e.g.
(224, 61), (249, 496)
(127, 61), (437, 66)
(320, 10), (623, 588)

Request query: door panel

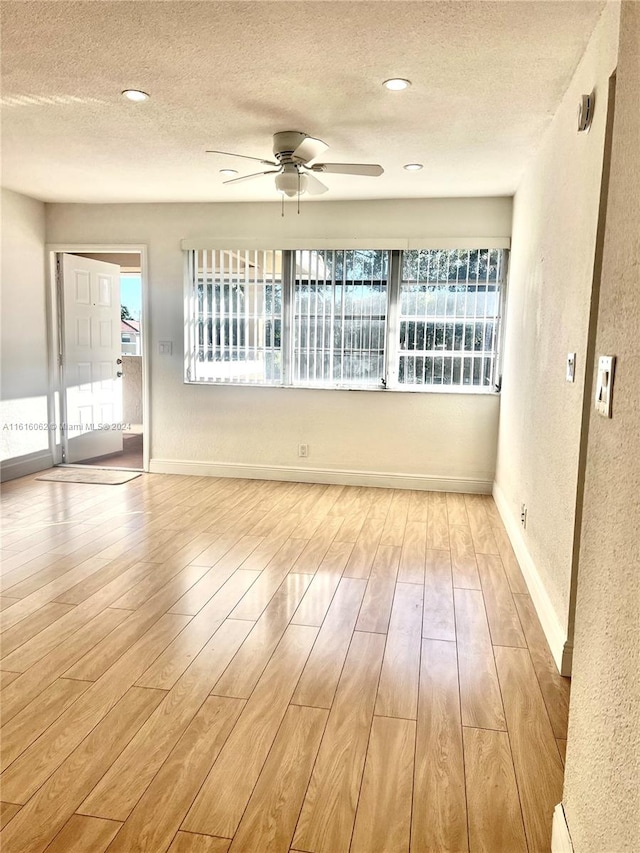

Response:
(61, 254), (123, 463)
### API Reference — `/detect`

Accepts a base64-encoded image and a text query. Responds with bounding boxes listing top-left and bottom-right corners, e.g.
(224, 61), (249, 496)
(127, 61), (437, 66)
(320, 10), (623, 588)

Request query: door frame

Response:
(46, 244), (150, 472)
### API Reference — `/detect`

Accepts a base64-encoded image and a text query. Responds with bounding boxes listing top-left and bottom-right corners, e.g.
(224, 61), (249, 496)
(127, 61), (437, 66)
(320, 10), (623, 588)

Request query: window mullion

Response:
(282, 249), (294, 387)
(339, 258), (346, 383)
(306, 254), (312, 383)
(385, 249), (401, 389)
(328, 252), (335, 384)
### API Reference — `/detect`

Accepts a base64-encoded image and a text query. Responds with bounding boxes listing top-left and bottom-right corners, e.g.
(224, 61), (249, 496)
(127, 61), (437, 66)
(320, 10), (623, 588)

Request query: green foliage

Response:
(402, 249), (502, 283)
(314, 249), (388, 281)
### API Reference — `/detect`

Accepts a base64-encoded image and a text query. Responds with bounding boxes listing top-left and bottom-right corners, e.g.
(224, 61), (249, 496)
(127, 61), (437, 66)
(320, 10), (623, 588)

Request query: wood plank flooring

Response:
(0, 473), (570, 853)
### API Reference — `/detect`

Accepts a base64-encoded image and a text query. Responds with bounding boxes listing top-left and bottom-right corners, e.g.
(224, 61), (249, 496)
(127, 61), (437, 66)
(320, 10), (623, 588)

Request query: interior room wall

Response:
(493, 3), (620, 665)
(46, 197), (511, 490)
(0, 187), (51, 475)
(562, 3), (640, 850)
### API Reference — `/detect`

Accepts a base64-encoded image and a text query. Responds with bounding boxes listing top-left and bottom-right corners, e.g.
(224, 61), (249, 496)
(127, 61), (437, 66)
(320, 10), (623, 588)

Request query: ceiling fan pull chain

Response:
(281, 193), (285, 218)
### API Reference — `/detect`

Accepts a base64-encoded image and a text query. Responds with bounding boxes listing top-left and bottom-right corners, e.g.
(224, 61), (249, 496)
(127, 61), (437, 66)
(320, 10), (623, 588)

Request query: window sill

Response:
(184, 379), (500, 396)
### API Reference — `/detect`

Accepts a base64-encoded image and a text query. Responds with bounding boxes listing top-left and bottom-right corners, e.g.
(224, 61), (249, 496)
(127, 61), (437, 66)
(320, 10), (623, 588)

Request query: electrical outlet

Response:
(298, 443), (309, 458)
(520, 503), (528, 529)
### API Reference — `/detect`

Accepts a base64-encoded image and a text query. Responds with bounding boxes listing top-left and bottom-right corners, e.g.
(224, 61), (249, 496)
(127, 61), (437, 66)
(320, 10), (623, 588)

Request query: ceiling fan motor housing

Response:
(273, 131), (308, 162)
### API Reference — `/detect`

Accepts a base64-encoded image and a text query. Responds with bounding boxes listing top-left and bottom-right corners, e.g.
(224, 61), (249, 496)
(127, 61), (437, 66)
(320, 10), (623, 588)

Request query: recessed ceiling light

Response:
(220, 169), (238, 177)
(122, 89), (149, 102)
(383, 78), (411, 91)
(403, 163), (423, 171)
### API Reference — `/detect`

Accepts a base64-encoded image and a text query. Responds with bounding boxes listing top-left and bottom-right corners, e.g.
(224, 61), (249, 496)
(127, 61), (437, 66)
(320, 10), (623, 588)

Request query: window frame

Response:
(184, 247), (507, 394)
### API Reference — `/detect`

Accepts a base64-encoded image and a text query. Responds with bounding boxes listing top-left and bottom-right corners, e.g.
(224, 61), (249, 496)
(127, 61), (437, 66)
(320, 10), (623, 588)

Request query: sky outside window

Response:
(121, 274), (141, 320)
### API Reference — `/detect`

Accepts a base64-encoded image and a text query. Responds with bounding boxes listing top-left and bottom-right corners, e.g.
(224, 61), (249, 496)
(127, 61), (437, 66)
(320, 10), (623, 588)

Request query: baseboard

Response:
(0, 449), (54, 483)
(492, 482), (567, 673)
(561, 640), (574, 675)
(552, 803), (574, 853)
(149, 458), (493, 494)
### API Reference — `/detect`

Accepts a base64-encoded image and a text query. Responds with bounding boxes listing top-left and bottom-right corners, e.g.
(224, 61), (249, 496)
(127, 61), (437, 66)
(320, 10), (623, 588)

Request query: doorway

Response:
(49, 246), (149, 472)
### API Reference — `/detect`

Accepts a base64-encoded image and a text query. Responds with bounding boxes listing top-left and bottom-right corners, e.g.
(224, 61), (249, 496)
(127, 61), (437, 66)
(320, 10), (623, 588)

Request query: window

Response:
(186, 250), (282, 383)
(398, 249), (504, 388)
(292, 250), (388, 387)
(185, 247), (506, 391)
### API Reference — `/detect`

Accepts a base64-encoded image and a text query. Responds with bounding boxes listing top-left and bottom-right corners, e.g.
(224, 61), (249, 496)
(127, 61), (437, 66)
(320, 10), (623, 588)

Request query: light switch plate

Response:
(595, 355), (615, 417)
(566, 352), (576, 383)
(158, 340), (173, 356)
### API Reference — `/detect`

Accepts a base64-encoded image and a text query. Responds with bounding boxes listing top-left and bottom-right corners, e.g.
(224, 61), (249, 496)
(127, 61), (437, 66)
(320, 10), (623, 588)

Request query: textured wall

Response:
(494, 4), (619, 630)
(563, 4), (640, 850)
(46, 197), (510, 484)
(0, 188), (49, 460)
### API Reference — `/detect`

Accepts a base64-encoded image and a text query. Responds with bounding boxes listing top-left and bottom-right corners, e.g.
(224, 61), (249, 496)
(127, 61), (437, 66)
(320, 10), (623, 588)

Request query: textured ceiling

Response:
(1, 1), (605, 203)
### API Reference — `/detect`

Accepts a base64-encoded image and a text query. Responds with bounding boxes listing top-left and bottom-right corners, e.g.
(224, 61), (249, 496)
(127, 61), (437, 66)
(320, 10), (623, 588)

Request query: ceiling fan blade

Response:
(304, 173), (329, 195)
(207, 149), (277, 166)
(292, 136), (329, 164)
(311, 163), (384, 176)
(223, 169), (281, 185)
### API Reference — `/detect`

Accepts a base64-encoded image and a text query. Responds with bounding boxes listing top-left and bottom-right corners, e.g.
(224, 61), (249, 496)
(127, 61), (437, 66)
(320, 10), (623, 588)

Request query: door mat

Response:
(37, 468), (141, 485)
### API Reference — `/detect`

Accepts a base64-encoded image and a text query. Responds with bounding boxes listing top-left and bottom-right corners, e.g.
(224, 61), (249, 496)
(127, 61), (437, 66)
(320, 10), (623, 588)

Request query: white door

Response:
(61, 253), (123, 463)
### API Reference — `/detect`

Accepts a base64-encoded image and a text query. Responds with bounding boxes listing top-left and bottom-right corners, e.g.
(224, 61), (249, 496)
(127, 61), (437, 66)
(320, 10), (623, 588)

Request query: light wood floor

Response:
(0, 474), (570, 853)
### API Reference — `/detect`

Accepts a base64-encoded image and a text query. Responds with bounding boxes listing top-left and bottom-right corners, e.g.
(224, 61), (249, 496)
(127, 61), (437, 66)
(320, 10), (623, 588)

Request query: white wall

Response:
(494, 4), (619, 659)
(563, 4), (640, 849)
(0, 188), (51, 471)
(46, 197), (511, 489)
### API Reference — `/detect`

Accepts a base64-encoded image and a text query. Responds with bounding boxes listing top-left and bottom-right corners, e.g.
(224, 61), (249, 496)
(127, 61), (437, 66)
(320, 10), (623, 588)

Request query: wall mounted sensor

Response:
(578, 92), (595, 133)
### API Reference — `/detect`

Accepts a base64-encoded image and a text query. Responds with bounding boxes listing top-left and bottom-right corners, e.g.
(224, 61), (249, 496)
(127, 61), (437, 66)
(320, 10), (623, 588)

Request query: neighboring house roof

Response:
(121, 319), (140, 334)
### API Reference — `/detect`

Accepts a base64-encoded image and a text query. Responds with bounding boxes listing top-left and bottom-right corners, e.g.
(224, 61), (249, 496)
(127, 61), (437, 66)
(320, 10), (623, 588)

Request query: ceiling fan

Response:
(207, 131), (384, 198)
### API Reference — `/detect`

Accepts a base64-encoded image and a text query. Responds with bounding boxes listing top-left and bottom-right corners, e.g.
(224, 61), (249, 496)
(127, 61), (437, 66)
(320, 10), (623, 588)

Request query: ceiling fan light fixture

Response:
(276, 168), (306, 198)
(383, 78), (411, 91)
(403, 163), (423, 171)
(121, 89), (149, 102)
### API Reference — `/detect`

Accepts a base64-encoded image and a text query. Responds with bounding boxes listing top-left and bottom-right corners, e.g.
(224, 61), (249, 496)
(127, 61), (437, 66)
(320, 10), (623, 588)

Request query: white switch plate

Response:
(158, 341), (173, 355)
(566, 352), (576, 383)
(595, 355), (615, 417)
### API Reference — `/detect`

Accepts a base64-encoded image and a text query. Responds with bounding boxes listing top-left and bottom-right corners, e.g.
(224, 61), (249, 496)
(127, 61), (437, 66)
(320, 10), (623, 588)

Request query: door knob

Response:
(116, 358), (123, 365)
(117, 371), (123, 377)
